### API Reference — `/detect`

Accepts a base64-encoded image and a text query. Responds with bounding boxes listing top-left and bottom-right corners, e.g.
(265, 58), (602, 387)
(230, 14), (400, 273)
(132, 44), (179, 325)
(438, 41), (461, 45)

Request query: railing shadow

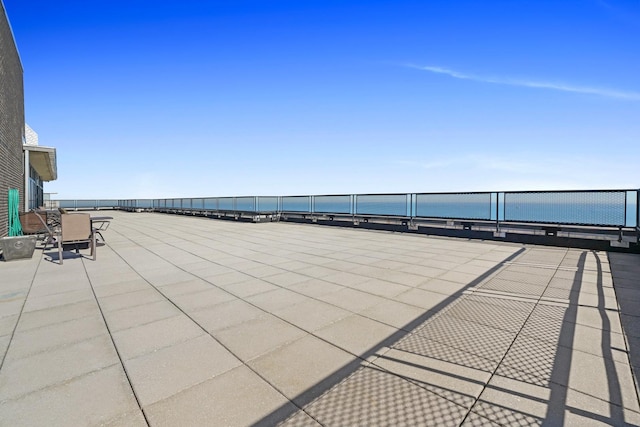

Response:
(543, 252), (625, 425)
(254, 248), (637, 426)
(250, 248), (527, 426)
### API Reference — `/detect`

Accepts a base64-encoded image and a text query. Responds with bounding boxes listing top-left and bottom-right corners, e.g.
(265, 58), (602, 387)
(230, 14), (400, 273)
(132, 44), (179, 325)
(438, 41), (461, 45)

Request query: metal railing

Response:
(51, 189), (639, 230)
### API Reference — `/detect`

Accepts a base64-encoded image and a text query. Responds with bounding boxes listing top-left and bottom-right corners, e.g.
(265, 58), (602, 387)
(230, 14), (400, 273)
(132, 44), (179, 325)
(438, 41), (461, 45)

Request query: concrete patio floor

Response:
(1, 211), (639, 426)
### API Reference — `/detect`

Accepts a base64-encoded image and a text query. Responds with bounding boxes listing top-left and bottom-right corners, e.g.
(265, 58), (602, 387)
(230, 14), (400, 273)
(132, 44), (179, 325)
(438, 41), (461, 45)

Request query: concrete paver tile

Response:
(360, 300), (425, 329)
(89, 271), (147, 287)
(99, 288), (166, 312)
(91, 279), (150, 298)
(0, 365), (139, 427)
(102, 409), (148, 427)
(317, 288), (386, 313)
(0, 314), (18, 336)
(169, 287), (236, 311)
(277, 410), (324, 426)
(214, 313), (307, 361)
(27, 279), (87, 298)
(103, 300), (182, 332)
(153, 279), (212, 297)
(441, 298), (532, 333)
(246, 288), (311, 312)
(266, 272), (314, 287)
(461, 412), (503, 427)
(564, 387), (640, 426)
(201, 271), (254, 287)
(495, 334), (555, 385)
(438, 270), (485, 285)
(145, 365), (296, 427)
(372, 347), (490, 409)
(288, 279), (344, 298)
(172, 260), (222, 273)
(520, 316), (628, 363)
(139, 269), (196, 287)
(576, 292), (619, 310)
(218, 277), (280, 297)
(471, 374), (550, 426)
(125, 334), (241, 406)
(7, 313), (106, 359)
(21, 288), (94, 313)
(294, 265), (339, 279)
(397, 266), (447, 282)
(0, 298), (26, 319)
(0, 265), (38, 287)
(242, 264), (287, 278)
(249, 334), (354, 404)
(416, 315), (517, 363)
(314, 314), (398, 356)
(190, 299), (264, 333)
(274, 299), (351, 332)
(351, 266), (428, 287)
(498, 334), (639, 412)
(419, 258), (463, 271)
(395, 332), (498, 373)
(321, 271), (372, 286)
(16, 299), (99, 332)
(348, 278), (411, 298)
(268, 260), (313, 272)
(112, 315), (205, 360)
(568, 348), (640, 412)
(0, 334), (118, 401)
(476, 374), (640, 427)
(419, 278), (469, 295)
(0, 334), (10, 361)
(347, 255), (385, 265)
(303, 365), (469, 426)
(393, 288), (452, 310)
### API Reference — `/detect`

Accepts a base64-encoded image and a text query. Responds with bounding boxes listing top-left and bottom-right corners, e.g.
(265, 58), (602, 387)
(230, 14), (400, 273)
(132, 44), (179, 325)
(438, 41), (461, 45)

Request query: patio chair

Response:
(57, 213), (97, 264)
(27, 210), (57, 249)
(19, 211), (47, 237)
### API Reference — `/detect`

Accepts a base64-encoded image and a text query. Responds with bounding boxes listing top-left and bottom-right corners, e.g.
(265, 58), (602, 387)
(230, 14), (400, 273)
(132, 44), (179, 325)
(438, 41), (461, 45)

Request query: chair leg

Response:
(91, 232), (96, 261)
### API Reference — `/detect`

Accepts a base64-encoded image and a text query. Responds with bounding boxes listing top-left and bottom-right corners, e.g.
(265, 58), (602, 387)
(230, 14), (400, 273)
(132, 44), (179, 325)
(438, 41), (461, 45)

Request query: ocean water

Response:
(504, 192), (632, 227)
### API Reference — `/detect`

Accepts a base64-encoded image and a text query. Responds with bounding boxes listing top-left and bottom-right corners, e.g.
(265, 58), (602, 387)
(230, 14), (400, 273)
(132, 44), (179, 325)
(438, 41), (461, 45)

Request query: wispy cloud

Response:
(408, 64), (640, 100)
(393, 153), (639, 192)
(395, 154), (539, 174)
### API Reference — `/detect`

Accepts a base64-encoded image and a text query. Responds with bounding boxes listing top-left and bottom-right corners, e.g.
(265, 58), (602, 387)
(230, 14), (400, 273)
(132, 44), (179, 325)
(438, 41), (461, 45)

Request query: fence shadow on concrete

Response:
(256, 249), (638, 426)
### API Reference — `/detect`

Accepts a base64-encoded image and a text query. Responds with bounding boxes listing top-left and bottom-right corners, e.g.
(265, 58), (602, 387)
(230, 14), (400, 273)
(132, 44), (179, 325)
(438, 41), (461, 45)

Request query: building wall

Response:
(0, 1), (25, 237)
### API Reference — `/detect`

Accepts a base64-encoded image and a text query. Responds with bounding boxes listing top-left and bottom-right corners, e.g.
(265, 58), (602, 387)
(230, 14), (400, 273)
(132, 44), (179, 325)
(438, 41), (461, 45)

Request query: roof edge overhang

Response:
(24, 144), (57, 181)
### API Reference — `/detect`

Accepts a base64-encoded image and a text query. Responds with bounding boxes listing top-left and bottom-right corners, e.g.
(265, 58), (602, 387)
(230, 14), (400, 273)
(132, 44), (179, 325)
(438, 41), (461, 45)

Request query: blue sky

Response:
(4, 0), (639, 198)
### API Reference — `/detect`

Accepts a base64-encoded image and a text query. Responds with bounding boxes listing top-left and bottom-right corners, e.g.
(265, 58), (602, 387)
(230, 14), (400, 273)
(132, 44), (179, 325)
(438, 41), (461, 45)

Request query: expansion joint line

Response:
(81, 257), (152, 427)
(458, 248), (571, 426)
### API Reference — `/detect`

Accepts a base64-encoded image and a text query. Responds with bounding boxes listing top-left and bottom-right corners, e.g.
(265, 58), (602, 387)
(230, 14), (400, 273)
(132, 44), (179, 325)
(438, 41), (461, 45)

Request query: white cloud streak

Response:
(409, 65), (640, 100)
(393, 153), (639, 192)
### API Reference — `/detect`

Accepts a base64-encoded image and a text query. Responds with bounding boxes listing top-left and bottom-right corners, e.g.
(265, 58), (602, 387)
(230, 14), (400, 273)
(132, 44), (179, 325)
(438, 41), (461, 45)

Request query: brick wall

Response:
(0, 2), (25, 237)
